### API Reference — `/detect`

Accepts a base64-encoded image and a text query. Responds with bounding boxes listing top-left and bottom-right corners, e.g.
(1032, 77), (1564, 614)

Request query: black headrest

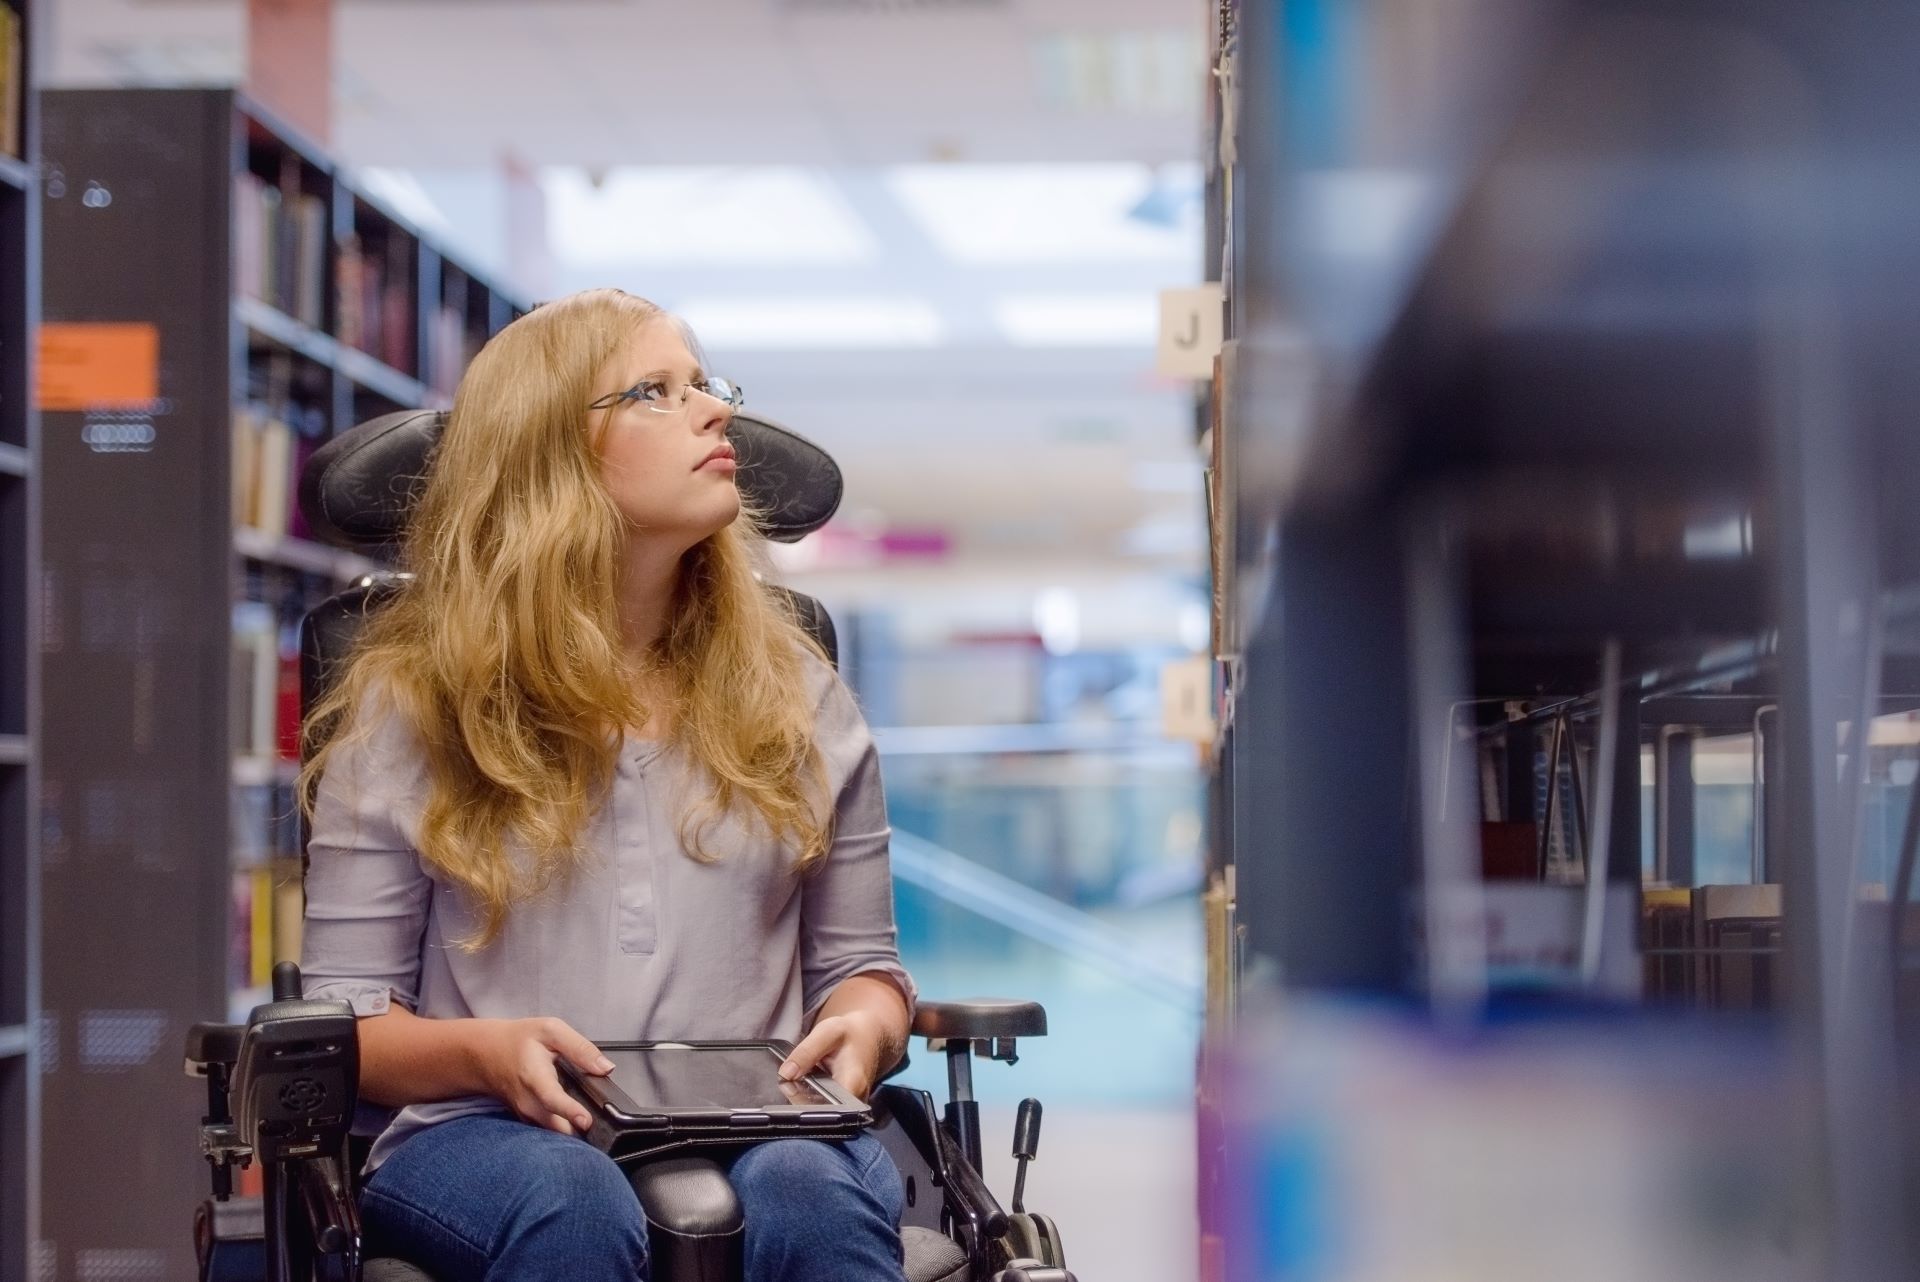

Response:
(298, 409), (843, 552)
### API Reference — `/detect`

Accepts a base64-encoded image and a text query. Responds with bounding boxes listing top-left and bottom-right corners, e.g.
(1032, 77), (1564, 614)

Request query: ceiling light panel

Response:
(675, 298), (945, 350)
(994, 294), (1159, 348)
(543, 167), (879, 267)
(887, 163), (1201, 264)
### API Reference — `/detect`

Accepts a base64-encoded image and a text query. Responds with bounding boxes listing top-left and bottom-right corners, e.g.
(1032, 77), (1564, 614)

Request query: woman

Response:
(298, 287), (916, 1282)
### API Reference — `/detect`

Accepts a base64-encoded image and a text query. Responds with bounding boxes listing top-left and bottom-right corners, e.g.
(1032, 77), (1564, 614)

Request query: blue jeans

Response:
(361, 1113), (909, 1282)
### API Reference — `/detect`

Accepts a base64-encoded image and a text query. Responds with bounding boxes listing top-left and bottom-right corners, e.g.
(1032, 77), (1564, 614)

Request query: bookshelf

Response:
(0, 2), (35, 1279)
(1203, 3), (1920, 1279)
(37, 87), (523, 1272)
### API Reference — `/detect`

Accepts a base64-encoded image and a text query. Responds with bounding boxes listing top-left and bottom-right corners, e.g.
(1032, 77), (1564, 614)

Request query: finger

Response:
(828, 1057), (871, 1102)
(780, 1020), (846, 1081)
(540, 1018), (615, 1076)
(544, 1112), (577, 1135)
(531, 1070), (594, 1133)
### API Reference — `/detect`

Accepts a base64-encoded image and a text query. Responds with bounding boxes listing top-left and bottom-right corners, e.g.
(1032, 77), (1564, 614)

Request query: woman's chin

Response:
(703, 492), (743, 534)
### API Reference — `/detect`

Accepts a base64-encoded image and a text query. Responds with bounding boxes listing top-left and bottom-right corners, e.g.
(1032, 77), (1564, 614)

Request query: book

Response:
(231, 405), (259, 528)
(231, 600), (279, 760)
(231, 176), (328, 326)
(0, 5), (20, 160)
(252, 410), (293, 537)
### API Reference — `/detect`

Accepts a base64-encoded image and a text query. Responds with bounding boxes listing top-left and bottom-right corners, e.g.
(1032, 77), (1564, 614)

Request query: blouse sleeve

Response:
(799, 665), (919, 1026)
(300, 698), (434, 1018)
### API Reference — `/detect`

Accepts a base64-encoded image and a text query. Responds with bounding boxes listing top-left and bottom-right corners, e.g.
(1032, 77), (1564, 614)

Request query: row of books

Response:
(232, 598), (301, 764)
(230, 864), (303, 999)
(235, 172), (328, 329)
(0, 4), (20, 160)
(338, 232), (418, 374)
(233, 400), (324, 541)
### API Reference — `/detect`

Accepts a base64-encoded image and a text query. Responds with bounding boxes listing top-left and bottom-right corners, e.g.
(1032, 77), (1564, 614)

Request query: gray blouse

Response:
(299, 654), (918, 1170)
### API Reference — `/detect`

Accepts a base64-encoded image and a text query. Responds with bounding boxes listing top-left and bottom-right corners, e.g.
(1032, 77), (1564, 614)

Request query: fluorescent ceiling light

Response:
(543, 167), (877, 267)
(887, 164), (1201, 264)
(995, 294), (1158, 347)
(676, 298), (944, 350)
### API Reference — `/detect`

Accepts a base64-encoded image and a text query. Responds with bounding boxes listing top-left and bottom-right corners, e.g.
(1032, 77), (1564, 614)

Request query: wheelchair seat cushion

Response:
(903, 1225), (970, 1282)
(362, 1259), (436, 1282)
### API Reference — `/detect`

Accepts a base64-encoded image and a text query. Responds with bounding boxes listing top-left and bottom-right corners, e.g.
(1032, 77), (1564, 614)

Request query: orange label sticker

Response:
(37, 322), (160, 410)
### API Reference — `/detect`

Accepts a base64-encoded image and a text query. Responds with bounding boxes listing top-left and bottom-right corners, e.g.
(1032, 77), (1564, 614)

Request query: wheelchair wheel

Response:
(1000, 1212), (1066, 1269)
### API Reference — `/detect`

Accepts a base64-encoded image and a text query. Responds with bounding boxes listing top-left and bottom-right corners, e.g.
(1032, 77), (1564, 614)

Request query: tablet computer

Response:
(559, 1040), (873, 1158)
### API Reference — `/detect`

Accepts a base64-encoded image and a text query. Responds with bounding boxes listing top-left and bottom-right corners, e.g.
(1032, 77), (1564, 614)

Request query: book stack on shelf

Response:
(337, 196), (418, 376)
(37, 86), (526, 1258)
(233, 169), (328, 330)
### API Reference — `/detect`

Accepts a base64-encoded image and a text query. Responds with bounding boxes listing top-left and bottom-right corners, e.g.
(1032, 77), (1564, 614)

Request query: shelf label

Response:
(1156, 285), (1224, 379)
(37, 322), (159, 411)
(1161, 655), (1217, 743)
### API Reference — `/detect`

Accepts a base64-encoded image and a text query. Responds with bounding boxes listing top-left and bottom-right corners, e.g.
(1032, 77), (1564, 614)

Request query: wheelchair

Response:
(184, 408), (1078, 1282)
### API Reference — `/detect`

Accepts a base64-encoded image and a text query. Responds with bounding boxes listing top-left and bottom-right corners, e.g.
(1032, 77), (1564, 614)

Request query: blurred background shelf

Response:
(1205, 3), (1920, 1280)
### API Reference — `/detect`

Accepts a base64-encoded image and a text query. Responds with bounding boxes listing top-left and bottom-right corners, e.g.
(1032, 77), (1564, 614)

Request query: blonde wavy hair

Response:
(298, 288), (833, 948)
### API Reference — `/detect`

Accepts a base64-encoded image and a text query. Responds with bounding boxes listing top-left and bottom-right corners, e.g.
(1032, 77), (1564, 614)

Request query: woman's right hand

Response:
(470, 1016), (614, 1135)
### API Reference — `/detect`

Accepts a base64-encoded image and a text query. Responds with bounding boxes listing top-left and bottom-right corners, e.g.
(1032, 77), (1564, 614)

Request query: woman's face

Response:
(588, 320), (741, 546)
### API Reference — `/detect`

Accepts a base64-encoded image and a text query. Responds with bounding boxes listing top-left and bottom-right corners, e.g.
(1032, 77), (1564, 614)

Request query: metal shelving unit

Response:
(35, 86), (522, 1273)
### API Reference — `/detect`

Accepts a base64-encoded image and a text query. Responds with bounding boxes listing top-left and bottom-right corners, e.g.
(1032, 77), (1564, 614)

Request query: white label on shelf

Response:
(1160, 655), (1216, 743)
(1156, 284), (1225, 378)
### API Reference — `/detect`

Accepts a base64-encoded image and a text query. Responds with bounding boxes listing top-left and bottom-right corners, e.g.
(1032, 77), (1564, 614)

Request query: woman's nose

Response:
(691, 395), (733, 436)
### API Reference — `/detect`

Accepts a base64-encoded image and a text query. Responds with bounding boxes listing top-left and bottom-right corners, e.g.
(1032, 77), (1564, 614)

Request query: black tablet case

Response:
(560, 1039), (874, 1165)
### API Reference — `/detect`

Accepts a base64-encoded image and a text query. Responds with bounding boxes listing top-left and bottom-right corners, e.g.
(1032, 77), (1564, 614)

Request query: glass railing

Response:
(876, 730), (1206, 1110)
(877, 725), (1204, 911)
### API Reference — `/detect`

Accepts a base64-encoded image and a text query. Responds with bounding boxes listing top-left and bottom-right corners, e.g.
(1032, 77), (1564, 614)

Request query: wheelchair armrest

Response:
(185, 1022), (244, 1072)
(913, 998), (1047, 1041)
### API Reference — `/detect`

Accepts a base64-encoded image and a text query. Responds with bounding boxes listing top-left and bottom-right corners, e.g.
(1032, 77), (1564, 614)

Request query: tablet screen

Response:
(601, 1046), (839, 1112)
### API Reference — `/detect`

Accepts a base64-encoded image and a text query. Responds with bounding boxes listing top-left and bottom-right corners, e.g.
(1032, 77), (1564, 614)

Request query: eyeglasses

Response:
(588, 376), (745, 415)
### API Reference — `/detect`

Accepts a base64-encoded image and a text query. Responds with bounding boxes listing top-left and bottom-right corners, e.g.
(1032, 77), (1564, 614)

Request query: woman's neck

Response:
(616, 539), (683, 664)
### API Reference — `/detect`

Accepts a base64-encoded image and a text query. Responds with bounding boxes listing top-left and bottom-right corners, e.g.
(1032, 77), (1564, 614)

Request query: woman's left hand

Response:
(779, 1010), (891, 1101)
